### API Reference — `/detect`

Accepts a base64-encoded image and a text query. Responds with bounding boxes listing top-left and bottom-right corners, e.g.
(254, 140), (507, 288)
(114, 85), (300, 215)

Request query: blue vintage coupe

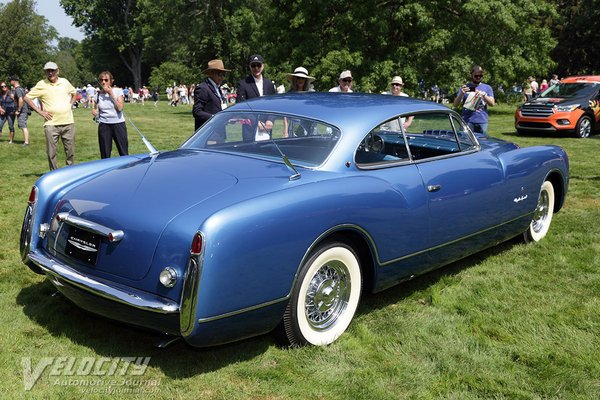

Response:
(20, 93), (568, 347)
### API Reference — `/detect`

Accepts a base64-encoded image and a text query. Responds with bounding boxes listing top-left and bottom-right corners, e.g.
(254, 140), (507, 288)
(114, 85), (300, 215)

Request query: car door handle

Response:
(427, 184), (442, 192)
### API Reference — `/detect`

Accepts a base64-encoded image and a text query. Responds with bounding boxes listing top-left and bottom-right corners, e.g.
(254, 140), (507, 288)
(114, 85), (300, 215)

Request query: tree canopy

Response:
(0, 0), (57, 86)
(2, 0), (596, 93)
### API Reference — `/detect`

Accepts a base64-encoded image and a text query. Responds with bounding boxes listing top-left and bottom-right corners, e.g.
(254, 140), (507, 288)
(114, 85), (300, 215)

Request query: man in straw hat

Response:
(193, 59), (230, 130)
(288, 67), (316, 92)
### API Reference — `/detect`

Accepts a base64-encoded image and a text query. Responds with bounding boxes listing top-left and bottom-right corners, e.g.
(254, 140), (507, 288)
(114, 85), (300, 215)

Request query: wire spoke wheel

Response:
(279, 242), (361, 346)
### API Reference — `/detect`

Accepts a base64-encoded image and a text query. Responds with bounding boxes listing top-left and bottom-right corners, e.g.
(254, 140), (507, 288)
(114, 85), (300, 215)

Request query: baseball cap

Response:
(248, 54), (264, 65)
(339, 70), (352, 80)
(43, 61), (59, 70)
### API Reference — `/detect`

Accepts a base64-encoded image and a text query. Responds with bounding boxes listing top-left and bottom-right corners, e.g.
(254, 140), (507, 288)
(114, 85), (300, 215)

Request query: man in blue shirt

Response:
(453, 65), (495, 135)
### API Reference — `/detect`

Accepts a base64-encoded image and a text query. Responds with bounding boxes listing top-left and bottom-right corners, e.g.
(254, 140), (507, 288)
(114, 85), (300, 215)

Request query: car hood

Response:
(525, 96), (585, 107)
(56, 149), (294, 280)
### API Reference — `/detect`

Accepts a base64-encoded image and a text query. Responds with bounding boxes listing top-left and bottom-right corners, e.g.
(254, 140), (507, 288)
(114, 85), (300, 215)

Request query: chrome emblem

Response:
(513, 195), (528, 203)
(67, 237), (98, 252)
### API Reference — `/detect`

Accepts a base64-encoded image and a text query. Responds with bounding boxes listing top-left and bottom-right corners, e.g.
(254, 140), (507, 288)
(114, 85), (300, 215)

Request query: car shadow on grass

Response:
(16, 279), (271, 378)
(16, 236), (523, 378)
(357, 236), (523, 316)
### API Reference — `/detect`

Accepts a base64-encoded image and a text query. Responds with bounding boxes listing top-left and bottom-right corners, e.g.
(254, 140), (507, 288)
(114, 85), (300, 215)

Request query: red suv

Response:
(515, 75), (600, 138)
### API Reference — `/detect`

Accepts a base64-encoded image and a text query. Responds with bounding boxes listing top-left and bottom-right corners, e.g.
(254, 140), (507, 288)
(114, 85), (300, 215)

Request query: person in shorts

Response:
(9, 75), (30, 146)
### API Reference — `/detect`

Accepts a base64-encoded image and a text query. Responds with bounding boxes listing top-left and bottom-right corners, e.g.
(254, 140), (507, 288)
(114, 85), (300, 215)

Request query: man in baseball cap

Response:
(329, 70), (353, 93)
(236, 54), (276, 141)
(24, 61), (77, 170)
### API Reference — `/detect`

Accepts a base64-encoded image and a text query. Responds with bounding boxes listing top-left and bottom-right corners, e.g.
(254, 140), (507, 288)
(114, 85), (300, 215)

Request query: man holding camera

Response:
(453, 65), (495, 135)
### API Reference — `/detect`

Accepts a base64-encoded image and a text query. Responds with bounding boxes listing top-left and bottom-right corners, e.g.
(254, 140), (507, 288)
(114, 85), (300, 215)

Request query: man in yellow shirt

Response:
(25, 62), (77, 170)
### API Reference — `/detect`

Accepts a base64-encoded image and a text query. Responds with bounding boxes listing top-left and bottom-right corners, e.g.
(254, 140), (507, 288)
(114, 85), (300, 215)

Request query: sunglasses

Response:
(215, 72), (225, 77)
(392, 83), (402, 87)
(45, 69), (57, 73)
(342, 79), (352, 83)
(473, 74), (484, 78)
(250, 63), (262, 69)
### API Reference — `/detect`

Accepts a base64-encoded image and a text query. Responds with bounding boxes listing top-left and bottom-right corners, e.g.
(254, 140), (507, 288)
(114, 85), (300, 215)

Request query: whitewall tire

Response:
(280, 242), (362, 346)
(524, 180), (555, 243)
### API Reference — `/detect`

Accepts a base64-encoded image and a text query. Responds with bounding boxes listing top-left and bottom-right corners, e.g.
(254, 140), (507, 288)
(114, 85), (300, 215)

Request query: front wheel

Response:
(278, 242), (362, 346)
(524, 181), (555, 243)
(574, 115), (592, 138)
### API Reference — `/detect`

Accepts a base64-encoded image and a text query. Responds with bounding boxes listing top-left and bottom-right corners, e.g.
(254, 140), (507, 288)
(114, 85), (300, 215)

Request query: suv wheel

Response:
(575, 115), (592, 138)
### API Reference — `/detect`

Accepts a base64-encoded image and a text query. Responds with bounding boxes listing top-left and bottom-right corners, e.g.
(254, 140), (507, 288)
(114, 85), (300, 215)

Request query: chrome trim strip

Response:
(379, 211), (533, 267)
(192, 212), (535, 324)
(56, 212), (124, 242)
(197, 296), (289, 323)
(180, 232), (205, 337)
(20, 203), (35, 261)
(28, 250), (179, 314)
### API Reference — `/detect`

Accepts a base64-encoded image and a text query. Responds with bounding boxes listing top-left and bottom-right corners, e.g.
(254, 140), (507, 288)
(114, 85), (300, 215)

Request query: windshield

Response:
(540, 82), (598, 99)
(181, 112), (341, 167)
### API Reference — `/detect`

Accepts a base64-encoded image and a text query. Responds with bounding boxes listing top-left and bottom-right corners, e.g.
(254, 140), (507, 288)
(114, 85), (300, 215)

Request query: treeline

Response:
(2, 0), (598, 95)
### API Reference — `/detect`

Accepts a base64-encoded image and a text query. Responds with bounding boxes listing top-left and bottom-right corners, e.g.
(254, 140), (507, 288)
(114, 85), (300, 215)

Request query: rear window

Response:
(181, 112), (340, 167)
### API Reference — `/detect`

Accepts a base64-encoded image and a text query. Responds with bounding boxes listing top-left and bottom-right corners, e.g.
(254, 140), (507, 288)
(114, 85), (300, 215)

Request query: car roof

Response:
(561, 75), (600, 84)
(226, 92), (452, 134)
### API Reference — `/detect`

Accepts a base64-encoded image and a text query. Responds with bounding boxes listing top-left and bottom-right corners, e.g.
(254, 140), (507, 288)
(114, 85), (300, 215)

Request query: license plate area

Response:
(64, 226), (101, 265)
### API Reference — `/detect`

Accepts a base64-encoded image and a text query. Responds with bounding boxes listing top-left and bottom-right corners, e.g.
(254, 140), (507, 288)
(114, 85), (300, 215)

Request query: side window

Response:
(404, 113), (473, 161)
(355, 120), (410, 166)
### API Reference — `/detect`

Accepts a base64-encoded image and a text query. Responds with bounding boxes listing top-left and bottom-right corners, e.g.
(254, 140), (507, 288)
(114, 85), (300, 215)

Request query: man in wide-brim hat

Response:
(193, 59), (230, 131)
(201, 59), (230, 75)
(287, 67), (316, 92)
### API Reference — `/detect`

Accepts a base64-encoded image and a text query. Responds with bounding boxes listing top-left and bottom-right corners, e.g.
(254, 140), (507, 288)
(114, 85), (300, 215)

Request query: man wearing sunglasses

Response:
(24, 61), (77, 170)
(236, 54), (276, 141)
(329, 70), (354, 93)
(453, 65), (495, 135)
(236, 54), (276, 102)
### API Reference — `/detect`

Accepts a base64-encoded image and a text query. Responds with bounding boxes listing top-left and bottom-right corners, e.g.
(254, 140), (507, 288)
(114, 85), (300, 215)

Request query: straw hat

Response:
(287, 67), (315, 82)
(202, 59), (230, 74)
(391, 76), (404, 85)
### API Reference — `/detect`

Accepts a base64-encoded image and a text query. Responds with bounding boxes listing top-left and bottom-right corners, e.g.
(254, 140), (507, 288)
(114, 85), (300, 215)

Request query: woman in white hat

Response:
(287, 67), (316, 92)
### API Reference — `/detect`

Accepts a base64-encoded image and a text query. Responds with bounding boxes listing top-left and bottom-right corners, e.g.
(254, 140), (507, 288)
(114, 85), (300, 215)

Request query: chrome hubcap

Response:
(305, 261), (350, 330)
(532, 189), (549, 233)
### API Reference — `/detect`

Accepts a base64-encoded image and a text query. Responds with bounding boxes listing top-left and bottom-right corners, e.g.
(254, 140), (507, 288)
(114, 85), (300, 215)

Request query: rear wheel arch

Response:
(544, 170), (566, 213)
(275, 228), (377, 346)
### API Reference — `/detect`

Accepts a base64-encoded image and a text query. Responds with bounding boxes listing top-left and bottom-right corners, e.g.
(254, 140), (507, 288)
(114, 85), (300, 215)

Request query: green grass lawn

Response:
(0, 100), (598, 399)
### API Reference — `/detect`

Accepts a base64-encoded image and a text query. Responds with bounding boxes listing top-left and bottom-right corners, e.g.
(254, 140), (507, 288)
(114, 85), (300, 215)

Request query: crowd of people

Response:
(1, 55), (562, 171)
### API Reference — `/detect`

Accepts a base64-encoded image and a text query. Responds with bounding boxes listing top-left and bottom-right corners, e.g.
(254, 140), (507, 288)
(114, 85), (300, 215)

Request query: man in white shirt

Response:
(236, 54), (276, 141)
(329, 70), (354, 92)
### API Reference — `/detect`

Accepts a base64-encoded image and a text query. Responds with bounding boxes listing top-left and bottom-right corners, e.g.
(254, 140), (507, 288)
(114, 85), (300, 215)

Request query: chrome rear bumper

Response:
(28, 250), (179, 315)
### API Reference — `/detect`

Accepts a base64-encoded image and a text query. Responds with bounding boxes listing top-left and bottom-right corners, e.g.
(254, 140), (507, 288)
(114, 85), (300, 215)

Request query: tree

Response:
(261, 0), (558, 94)
(0, 0), (57, 87)
(61, 0), (146, 89)
(551, 0), (600, 76)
